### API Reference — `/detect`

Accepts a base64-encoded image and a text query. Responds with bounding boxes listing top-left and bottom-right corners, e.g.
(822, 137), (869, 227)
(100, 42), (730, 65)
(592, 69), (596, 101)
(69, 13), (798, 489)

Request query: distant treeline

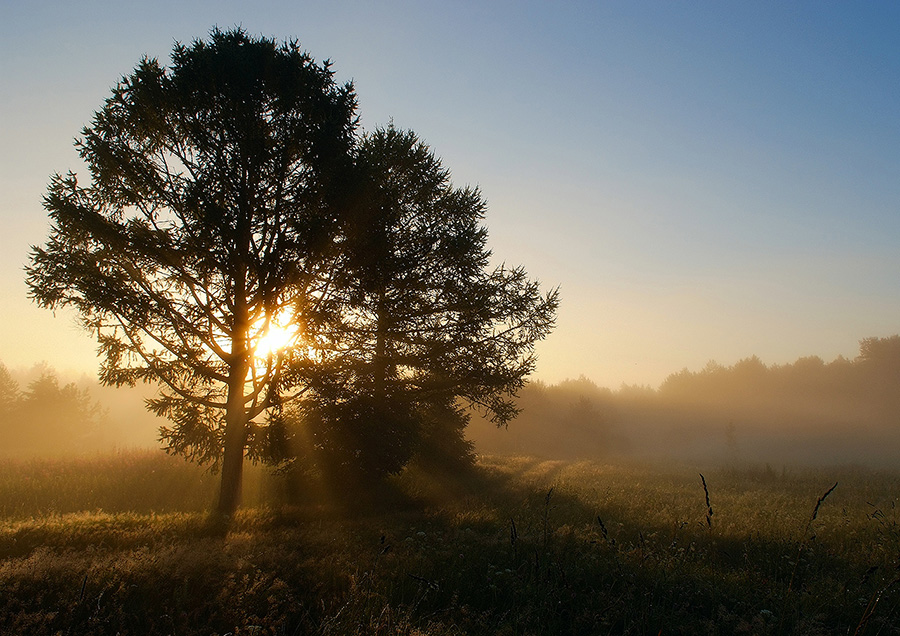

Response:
(468, 335), (900, 467)
(0, 364), (110, 456)
(6, 335), (900, 466)
(0, 363), (158, 457)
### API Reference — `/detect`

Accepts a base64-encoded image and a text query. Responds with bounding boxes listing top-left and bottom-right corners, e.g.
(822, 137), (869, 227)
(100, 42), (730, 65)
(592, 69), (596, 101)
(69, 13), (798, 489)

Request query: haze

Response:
(3, 2), (900, 390)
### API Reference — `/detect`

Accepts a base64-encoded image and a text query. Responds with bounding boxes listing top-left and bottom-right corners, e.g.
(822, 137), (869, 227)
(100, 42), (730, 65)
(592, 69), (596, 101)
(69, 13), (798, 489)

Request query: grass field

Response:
(1, 451), (900, 635)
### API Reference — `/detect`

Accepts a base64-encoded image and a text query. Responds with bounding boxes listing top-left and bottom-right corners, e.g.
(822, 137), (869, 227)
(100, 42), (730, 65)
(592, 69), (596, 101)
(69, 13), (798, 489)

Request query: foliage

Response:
(469, 336), (900, 466)
(345, 126), (556, 426)
(25, 28), (356, 514)
(0, 364), (19, 414)
(289, 125), (558, 481)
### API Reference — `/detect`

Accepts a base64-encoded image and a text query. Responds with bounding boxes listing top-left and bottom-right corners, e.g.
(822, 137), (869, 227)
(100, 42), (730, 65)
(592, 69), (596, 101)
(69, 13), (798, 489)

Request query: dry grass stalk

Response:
(699, 473), (713, 529)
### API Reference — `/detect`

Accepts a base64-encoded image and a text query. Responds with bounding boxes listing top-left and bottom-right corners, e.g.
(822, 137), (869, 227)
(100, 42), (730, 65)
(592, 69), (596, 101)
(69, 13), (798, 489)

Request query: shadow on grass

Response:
(0, 454), (898, 634)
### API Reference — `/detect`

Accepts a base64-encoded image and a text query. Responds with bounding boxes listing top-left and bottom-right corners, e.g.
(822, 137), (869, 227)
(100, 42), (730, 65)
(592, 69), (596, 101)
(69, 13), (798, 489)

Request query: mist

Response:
(468, 335), (900, 469)
(4, 335), (900, 468)
(0, 362), (158, 458)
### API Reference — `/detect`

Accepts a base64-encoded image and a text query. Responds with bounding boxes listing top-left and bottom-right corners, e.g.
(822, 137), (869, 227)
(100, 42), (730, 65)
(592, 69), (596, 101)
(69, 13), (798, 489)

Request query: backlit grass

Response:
(1, 451), (899, 634)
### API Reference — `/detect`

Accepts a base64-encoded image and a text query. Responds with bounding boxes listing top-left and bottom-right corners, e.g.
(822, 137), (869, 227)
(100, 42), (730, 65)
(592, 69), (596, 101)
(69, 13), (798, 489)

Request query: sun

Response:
(255, 324), (294, 357)
(253, 310), (300, 359)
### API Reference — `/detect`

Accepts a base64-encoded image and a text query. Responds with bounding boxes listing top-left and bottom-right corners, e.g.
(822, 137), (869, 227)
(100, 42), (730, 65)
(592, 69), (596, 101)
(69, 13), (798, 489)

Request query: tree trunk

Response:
(216, 257), (251, 520)
(216, 359), (249, 518)
(373, 288), (389, 403)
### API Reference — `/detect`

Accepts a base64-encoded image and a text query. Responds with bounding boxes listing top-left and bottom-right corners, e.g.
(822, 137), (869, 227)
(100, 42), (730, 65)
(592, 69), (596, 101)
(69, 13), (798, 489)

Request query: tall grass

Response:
(1, 452), (900, 634)
(0, 450), (287, 519)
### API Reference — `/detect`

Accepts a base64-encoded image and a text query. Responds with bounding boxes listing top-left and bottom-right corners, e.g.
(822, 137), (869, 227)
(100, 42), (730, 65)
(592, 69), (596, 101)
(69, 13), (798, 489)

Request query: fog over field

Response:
(470, 336), (900, 468)
(6, 334), (900, 468)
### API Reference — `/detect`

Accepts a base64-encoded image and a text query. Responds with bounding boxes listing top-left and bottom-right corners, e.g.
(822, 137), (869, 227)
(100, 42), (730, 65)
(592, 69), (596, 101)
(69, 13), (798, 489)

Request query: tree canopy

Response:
(26, 28), (558, 516)
(287, 126), (558, 481)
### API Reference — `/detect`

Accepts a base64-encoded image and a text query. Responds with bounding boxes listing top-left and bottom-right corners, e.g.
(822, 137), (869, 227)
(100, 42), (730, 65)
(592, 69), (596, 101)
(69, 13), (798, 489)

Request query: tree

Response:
(0, 364), (109, 457)
(26, 28), (358, 518)
(857, 335), (900, 371)
(855, 335), (900, 414)
(0, 363), (20, 424)
(288, 125), (558, 482)
(16, 372), (107, 455)
(27, 30), (558, 514)
(0, 362), (22, 440)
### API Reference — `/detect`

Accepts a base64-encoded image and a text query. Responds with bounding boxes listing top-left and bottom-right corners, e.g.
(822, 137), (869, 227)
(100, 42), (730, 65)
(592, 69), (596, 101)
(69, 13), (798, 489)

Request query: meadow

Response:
(1, 451), (900, 635)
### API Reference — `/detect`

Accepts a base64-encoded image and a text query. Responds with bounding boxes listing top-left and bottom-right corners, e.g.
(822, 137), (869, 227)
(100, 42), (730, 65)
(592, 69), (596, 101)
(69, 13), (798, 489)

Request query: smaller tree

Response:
(856, 335), (900, 413)
(857, 335), (900, 371)
(287, 125), (559, 482)
(0, 364), (21, 442)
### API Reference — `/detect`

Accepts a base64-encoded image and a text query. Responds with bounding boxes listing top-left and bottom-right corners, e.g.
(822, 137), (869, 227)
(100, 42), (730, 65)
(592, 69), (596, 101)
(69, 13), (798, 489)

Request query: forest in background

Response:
(4, 334), (900, 467)
(468, 335), (900, 468)
(0, 363), (158, 456)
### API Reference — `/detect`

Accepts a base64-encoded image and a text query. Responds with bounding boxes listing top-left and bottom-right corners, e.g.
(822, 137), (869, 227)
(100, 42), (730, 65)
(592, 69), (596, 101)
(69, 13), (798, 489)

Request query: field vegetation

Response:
(2, 451), (900, 634)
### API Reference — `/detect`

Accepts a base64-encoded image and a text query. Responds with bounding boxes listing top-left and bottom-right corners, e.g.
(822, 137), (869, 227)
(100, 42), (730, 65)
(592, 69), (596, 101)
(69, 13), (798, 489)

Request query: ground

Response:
(1, 452), (899, 634)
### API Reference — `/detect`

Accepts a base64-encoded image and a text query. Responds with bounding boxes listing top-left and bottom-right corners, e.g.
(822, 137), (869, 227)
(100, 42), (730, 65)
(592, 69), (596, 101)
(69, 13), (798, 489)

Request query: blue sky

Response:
(2, 1), (900, 387)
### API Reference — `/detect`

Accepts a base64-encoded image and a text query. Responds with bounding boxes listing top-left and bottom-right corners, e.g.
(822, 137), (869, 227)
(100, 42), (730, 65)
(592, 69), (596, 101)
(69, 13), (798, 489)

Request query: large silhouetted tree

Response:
(26, 28), (358, 518)
(27, 29), (559, 515)
(292, 126), (559, 482)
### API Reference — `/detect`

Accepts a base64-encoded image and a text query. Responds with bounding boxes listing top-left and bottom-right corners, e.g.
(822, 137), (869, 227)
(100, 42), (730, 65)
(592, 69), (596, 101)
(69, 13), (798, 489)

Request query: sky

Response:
(2, 1), (900, 389)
